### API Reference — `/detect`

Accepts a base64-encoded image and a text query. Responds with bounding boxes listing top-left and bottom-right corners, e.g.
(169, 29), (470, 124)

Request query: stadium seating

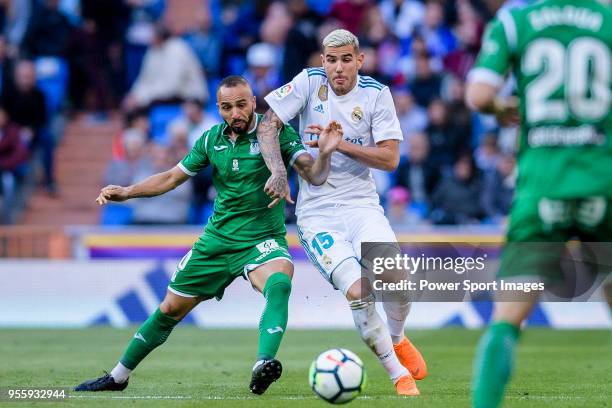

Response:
(149, 104), (183, 144)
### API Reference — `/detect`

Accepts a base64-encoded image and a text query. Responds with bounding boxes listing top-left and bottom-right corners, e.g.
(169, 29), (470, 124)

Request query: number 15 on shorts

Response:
(312, 232), (334, 256)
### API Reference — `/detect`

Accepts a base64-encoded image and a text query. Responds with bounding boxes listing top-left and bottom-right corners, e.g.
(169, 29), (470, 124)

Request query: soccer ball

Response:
(309, 348), (366, 404)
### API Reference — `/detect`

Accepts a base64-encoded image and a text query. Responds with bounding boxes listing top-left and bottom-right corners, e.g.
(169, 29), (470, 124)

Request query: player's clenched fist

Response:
(96, 185), (130, 205)
(317, 121), (343, 156)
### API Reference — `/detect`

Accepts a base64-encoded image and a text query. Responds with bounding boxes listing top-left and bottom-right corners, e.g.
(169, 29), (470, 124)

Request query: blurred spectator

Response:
(393, 88), (427, 149)
(259, 2), (293, 74)
(418, 0), (457, 57)
(184, 9), (223, 79)
(221, 0), (269, 74)
(481, 154), (515, 223)
(474, 133), (500, 172)
(170, 99), (216, 148)
(21, 0), (73, 58)
(379, 0), (424, 41)
(3, 60), (54, 192)
(3, 61), (46, 138)
(408, 52), (442, 107)
(129, 143), (191, 224)
(105, 128), (148, 187)
(0, 36), (16, 97)
(58, 0), (81, 26)
(397, 35), (443, 82)
(282, 0), (320, 82)
(443, 0), (483, 79)
(112, 109), (150, 160)
(0, 107), (28, 223)
(166, 121), (189, 164)
(395, 132), (440, 210)
(386, 186), (412, 226)
(244, 42), (280, 113)
(121, 0), (165, 87)
(360, 5), (388, 46)
(431, 153), (484, 224)
(5, 0), (32, 50)
(0, 107), (27, 171)
(498, 126), (518, 155)
(71, 0), (130, 113)
(124, 24), (207, 110)
(425, 99), (459, 171)
(328, 0), (371, 34)
(359, 46), (385, 83)
(445, 75), (472, 145)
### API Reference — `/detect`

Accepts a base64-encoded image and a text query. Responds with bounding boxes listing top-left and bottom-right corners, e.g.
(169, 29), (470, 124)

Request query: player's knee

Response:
(492, 301), (535, 327)
(345, 278), (372, 301)
(264, 272), (292, 300)
(159, 298), (190, 320)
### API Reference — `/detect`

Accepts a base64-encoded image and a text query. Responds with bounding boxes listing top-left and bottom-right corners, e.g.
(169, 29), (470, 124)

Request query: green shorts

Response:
(499, 195), (612, 281)
(168, 233), (292, 299)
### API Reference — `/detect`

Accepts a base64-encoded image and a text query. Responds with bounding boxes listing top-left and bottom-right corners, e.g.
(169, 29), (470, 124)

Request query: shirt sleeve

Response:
(372, 87), (404, 144)
(279, 124), (308, 167)
(467, 13), (514, 87)
(264, 69), (310, 124)
(179, 129), (210, 176)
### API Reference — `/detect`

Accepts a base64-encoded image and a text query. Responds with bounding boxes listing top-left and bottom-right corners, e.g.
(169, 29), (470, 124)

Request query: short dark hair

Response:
(184, 98), (204, 109)
(218, 75), (250, 90)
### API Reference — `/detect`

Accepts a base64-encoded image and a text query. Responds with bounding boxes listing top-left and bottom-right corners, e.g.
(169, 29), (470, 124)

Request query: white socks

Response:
(383, 299), (411, 345)
(350, 295), (408, 383)
(110, 362), (132, 383)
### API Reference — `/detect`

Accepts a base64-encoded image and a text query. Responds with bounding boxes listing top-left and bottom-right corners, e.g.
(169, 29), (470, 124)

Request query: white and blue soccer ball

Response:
(309, 348), (366, 404)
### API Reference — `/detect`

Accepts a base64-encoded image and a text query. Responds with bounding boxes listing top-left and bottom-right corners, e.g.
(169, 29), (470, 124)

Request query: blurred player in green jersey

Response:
(466, 1), (611, 407)
(74, 76), (343, 395)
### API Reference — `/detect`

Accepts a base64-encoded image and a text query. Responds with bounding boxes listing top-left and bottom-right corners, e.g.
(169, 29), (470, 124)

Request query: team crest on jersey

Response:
(232, 159), (239, 171)
(322, 255), (333, 269)
(249, 139), (260, 155)
(274, 84), (293, 99)
(351, 106), (363, 122)
(318, 85), (328, 101)
(482, 38), (499, 55)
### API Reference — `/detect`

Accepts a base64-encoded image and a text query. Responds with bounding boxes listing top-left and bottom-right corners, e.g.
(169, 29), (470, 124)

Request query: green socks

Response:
(257, 272), (292, 361)
(120, 308), (180, 370)
(117, 273), (291, 370)
(472, 321), (520, 408)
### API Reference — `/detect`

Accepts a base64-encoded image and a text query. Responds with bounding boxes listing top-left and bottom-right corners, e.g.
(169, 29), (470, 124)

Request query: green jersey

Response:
(470, 0), (612, 199)
(179, 114), (307, 246)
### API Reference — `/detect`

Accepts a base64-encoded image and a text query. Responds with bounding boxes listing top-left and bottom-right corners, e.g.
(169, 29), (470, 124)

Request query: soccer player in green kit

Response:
(74, 76), (343, 394)
(466, 1), (611, 407)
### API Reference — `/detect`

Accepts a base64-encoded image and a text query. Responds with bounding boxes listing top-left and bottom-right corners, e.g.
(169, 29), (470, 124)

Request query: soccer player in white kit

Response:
(257, 29), (427, 396)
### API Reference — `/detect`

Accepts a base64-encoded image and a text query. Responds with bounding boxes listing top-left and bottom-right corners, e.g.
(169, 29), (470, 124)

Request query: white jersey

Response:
(264, 68), (403, 218)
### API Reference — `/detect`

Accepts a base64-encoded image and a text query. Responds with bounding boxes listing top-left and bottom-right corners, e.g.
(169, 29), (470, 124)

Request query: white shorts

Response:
(297, 205), (397, 294)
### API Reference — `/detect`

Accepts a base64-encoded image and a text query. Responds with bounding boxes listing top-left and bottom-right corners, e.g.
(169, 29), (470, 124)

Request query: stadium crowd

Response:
(0, 0), (519, 226)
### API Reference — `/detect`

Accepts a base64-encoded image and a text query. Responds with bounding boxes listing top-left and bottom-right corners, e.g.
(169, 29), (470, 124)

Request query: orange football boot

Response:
(394, 374), (420, 396)
(393, 337), (428, 380)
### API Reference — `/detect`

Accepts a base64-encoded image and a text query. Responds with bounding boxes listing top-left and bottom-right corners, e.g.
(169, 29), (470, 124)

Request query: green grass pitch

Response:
(1, 328), (610, 407)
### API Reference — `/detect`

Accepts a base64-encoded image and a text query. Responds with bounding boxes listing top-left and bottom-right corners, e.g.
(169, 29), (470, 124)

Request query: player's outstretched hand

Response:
(494, 97), (520, 127)
(265, 176), (294, 208)
(317, 121), (343, 156)
(304, 123), (323, 148)
(95, 185), (129, 205)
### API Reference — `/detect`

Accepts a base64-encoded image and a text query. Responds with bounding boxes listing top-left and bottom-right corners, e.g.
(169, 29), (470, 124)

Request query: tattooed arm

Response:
(257, 108), (293, 207)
